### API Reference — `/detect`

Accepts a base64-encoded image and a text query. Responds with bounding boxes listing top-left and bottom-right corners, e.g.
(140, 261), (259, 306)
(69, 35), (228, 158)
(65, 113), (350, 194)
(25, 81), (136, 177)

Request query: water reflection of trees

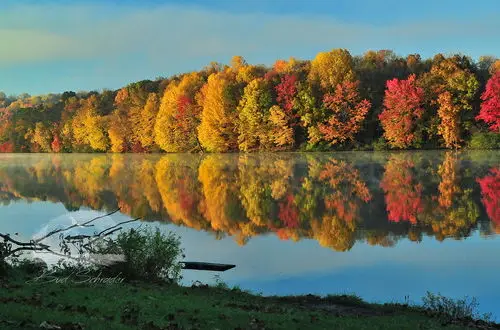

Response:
(0, 152), (497, 251)
(477, 167), (500, 231)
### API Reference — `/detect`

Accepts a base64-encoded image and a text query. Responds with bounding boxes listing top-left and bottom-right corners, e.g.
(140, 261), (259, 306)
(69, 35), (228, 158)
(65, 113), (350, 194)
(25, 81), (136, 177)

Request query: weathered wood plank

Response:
(181, 261), (235, 271)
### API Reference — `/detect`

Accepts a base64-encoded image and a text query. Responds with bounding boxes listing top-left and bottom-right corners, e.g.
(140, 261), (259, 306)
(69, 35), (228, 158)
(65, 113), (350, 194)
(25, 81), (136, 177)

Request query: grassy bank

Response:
(1, 228), (498, 329)
(0, 275), (498, 330)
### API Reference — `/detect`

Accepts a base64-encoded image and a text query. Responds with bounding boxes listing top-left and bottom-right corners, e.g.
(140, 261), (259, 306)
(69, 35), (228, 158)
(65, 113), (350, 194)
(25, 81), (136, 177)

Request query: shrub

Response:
(11, 258), (48, 275)
(372, 137), (390, 151)
(422, 292), (492, 321)
(96, 228), (184, 283)
(468, 132), (500, 149)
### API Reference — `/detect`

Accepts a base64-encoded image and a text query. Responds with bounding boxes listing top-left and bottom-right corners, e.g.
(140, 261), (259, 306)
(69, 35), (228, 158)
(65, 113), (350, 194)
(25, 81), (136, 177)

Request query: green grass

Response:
(0, 276), (488, 330)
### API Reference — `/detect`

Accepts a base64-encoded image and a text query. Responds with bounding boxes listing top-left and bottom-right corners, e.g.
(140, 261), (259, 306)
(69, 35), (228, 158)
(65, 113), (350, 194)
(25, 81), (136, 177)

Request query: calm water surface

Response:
(1, 151), (499, 318)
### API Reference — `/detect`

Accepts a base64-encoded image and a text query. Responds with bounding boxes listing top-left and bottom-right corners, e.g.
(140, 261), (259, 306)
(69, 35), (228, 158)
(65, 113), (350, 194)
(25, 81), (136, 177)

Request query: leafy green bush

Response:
(10, 258), (47, 275)
(97, 228), (184, 283)
(302, 141), (332, 152)
(468, 132), (500, 149)
(422, 292), (492, 321)
(372, 137), (390, 151)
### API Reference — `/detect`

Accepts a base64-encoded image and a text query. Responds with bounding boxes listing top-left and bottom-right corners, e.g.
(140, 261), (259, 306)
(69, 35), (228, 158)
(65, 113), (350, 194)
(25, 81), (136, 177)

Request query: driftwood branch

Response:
(1, 208), (140, 263)
(32, 208), (121, 244)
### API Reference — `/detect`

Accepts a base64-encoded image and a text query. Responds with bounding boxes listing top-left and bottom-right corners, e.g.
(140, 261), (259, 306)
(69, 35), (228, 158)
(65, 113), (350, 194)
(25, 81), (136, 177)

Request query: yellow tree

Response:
(308, 48), (355, 92)
(112, 81), (158, 152)
(25, 122), (52, 152)
(268, 105), (294, 149)
(71, 95), (109, 151)
(198, 72), (239, 152)
(134, 93), (159, 150)
(155, 73), (205, 152)
(237, 78), (273, 151)
(107, 110), (129, 152)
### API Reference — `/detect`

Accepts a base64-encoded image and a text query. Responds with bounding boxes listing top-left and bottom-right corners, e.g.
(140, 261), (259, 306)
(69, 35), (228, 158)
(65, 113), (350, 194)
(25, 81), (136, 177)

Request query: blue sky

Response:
(0, 0), (499, 95)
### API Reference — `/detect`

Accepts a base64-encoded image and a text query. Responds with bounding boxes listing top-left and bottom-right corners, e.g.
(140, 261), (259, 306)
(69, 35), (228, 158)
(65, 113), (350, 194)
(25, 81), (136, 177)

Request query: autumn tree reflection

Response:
(380, 155), (423, 224)
(198, 155), (249, 243)
(0, 152), (495, 251)
(426, 152), (479, 240)
(477, 167), (500, 228)
(156, 155), (208, 231)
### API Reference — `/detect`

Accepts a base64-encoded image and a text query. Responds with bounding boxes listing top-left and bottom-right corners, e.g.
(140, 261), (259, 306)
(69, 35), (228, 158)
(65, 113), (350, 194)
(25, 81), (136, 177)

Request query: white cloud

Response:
(0, 3), (498, 67)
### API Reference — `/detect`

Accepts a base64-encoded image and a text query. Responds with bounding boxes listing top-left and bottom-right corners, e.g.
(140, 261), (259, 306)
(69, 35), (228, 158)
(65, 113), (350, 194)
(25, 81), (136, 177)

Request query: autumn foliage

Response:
(477, 168), (500, 226)
(476, 71), (500, 132)
(318, 81), (371, 145)
(380, 156), (423, 224)
(0, 141), (14, 153)
(276, 74), (298, 120)
(379, 74), (424, 148)
(0, 152), (495, 251)
(437, 91), (462, 149)
(0, 50), (497, 153)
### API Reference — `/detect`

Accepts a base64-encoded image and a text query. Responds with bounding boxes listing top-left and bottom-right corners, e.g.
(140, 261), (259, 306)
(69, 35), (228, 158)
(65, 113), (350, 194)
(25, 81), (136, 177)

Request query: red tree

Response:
(51, 135), (62, 153)
(476, 71), (500, 132)
(319, 81), (371, 145)
(276, 74), (298, 119)
(0, 141), (14, 153)
(379, 74), (425, 148)
(175, 95), (194, 135)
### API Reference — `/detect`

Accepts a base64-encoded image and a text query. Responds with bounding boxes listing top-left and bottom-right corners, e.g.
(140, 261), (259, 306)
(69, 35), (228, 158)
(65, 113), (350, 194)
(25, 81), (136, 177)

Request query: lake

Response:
(1, 151), (499, 318)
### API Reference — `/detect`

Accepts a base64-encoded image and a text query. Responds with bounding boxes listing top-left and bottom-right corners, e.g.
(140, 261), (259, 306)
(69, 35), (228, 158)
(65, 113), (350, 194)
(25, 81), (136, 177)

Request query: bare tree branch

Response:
(32, 208), (121, 244)
(95, 218), (140, 237)
(1, 209), (141, 265)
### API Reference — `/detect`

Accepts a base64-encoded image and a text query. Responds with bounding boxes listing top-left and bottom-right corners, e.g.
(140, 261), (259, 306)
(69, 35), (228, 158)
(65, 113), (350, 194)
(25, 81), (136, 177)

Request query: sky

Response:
(0, 0), (499, 95)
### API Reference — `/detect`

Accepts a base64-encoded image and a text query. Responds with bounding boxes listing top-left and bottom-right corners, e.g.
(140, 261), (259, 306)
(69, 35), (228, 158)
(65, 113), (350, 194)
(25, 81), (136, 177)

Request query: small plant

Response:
(231, 285), (242, 292)
(97, 227), (184, 283)
(213, 274), (229, 289)
(422, 292), (492, 322)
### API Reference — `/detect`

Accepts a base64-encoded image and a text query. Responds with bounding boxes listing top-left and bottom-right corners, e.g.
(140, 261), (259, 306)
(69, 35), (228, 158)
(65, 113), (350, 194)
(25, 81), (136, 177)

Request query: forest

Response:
(0, 49), (499, 153)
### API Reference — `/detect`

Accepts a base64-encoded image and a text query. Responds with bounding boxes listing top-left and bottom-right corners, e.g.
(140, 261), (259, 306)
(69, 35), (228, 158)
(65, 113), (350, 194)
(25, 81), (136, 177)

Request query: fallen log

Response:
(181, 261), (235, 271)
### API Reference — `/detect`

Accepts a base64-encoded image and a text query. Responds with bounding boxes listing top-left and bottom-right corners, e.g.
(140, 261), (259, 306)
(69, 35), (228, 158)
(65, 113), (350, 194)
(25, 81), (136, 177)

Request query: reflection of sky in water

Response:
(2, 202), (499, 320)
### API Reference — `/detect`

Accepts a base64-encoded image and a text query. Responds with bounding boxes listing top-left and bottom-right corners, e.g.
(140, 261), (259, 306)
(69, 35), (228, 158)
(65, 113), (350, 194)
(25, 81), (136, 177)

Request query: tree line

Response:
(1, 50), (499, 153)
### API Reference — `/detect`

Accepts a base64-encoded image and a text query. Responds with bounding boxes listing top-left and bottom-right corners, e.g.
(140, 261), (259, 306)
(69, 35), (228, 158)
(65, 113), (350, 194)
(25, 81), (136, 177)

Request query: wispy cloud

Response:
(0, 2), (498, 95)
(1, 3), (498, 66)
